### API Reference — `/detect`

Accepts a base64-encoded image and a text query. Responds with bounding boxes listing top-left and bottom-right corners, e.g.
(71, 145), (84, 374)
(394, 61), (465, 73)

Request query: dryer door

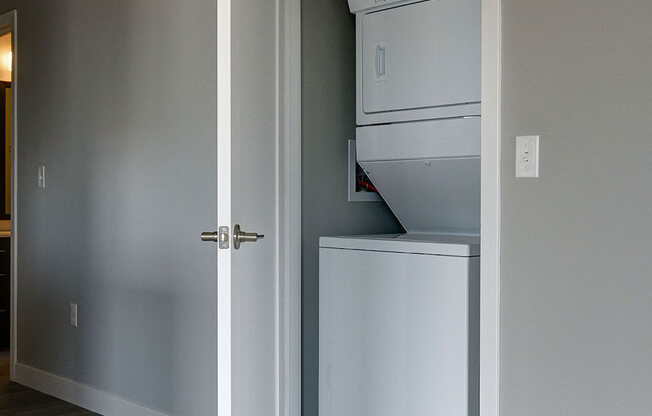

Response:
(360, 0), (480, 121)
(356, 117), (481, 234)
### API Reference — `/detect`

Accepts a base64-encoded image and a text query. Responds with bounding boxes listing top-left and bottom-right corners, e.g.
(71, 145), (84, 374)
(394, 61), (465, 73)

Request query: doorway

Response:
(0, 9), (15, 383)
(0, 29), (10, 351)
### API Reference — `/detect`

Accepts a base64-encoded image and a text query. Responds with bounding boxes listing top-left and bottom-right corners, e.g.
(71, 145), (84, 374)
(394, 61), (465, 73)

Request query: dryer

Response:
(352, 0), (482, 234)
(353, 0), (481, 125)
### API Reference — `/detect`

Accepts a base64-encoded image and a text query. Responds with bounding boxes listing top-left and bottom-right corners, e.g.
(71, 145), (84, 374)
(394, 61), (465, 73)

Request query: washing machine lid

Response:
(320, 233), (480, 257)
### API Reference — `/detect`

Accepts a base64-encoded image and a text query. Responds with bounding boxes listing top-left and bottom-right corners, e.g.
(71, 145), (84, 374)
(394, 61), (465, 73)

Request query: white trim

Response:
(14, 363), (170, 416)
(480, 0), (501, 415)
(277, 0), (302, 414)
(0, 9), (19, 382)
(216, 1), (232, 416)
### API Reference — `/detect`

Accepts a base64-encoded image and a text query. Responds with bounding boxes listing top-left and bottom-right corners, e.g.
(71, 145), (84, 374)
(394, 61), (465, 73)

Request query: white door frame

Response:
(480, 0), (501, 415)
(277, 0), (500, 414)
(216, 0), (302, 415)
(0, 9), (18, 381)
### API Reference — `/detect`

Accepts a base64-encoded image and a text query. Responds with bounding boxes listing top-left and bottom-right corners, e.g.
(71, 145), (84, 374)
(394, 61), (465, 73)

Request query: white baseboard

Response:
(13, 362), (171, 416)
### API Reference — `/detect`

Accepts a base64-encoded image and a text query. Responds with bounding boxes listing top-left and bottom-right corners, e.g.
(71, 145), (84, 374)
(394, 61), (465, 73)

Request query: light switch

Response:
(515, 136), (539, 178)
(37, 165), (46, 188)
(70, 303), (78, 327)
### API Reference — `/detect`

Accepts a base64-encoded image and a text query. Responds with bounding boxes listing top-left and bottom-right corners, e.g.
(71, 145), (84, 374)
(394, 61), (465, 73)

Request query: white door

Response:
(213, 0), (279, 415)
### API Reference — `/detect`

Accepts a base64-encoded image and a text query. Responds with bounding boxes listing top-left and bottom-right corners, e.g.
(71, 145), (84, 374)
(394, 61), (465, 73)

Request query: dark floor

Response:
(0, 351), (97, 415)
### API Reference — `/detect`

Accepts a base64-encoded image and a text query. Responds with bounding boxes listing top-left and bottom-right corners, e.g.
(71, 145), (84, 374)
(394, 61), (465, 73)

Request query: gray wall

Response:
(5, 1), (217, 414)
(501, 1), (652, 415)
(301, 1), (402, 414)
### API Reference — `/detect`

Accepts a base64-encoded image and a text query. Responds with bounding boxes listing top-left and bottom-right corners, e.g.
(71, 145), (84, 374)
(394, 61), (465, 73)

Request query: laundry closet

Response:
(318, 0), (481, 415)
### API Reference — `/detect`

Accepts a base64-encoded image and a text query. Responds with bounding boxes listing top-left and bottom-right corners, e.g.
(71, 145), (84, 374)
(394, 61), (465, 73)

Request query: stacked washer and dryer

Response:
(319, 0), (481, 415)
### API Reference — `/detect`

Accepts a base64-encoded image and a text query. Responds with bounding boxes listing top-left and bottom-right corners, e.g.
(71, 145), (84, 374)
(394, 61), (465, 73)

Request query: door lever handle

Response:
(233, 224), (264, 250)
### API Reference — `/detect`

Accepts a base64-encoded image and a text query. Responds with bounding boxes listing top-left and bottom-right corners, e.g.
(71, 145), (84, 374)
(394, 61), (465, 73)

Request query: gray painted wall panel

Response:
(301, 1), (402, 414)
(2, 1), (217, 414)
(501, 1), (652, 415)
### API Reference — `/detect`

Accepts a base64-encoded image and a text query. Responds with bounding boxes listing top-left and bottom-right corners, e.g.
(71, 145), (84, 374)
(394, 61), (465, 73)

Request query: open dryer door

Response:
(356, 117), (481, 235)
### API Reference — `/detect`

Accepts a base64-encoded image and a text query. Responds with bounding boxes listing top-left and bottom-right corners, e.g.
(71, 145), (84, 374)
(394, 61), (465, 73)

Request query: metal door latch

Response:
(201, 226), (230, 249)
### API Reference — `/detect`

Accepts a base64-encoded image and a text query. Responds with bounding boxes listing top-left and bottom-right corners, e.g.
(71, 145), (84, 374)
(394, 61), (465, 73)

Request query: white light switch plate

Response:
(515, 135), (539, 178)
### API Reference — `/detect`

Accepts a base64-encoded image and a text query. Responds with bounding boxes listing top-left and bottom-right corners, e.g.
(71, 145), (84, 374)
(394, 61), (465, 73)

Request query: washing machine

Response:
(319, 233), (479, 416)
